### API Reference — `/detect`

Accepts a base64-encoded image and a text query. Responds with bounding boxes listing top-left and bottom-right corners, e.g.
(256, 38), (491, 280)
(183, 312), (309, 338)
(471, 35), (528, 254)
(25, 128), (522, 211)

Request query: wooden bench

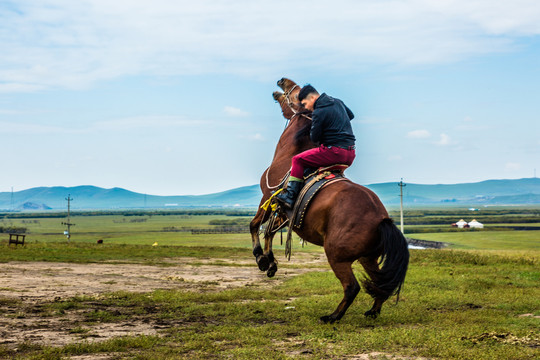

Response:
(8, 233), (26, 246)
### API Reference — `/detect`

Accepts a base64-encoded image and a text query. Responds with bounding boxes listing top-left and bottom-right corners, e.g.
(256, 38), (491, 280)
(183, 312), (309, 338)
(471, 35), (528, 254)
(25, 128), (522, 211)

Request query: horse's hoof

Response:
(257, 255), (270, 271)
(364, 309), (379, 319)
(253, 246), (263, 257)
(320, 315), (336, 324)
(266, 263), (278, 278)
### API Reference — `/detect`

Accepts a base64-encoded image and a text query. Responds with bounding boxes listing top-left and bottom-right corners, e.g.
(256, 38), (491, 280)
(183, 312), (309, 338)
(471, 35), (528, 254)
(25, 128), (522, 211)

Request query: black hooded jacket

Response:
(309, 93), (355, 148)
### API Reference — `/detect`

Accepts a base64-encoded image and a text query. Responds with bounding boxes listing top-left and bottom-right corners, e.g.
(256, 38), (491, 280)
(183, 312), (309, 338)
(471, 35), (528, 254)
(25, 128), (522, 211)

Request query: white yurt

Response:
(468, 219), (484, 228)
(455, 219), (468, 228)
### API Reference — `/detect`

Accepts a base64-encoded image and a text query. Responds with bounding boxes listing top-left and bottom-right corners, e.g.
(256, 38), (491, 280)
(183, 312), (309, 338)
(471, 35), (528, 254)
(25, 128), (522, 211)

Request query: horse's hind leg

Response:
(321, 259), (360, 324)
(359, 256), (385, 318)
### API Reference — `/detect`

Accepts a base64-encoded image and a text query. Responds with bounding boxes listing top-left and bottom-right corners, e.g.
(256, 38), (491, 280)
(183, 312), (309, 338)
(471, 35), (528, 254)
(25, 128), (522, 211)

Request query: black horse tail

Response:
(363, 218), (410, 302)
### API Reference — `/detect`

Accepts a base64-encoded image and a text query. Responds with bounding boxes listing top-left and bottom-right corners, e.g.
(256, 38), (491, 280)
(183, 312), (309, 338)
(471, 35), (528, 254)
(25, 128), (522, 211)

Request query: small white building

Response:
(454, 219), (468, 228)
(468, 219), (484, 228)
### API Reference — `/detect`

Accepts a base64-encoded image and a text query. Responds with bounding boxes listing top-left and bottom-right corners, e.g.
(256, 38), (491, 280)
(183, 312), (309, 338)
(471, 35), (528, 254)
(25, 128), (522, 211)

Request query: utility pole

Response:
(398, 178), (406, 233)
(10, 187), (14, 212)
(61, 194), (75, 240)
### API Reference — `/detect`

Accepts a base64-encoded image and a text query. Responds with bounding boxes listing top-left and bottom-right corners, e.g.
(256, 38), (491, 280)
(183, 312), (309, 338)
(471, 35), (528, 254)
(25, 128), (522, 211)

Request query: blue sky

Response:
(1, 0), (539, 195)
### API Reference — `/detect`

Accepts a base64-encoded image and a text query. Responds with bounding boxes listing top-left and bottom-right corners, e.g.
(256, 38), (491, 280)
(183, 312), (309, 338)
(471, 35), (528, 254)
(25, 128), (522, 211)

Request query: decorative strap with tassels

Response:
(260, 188), (284, 212)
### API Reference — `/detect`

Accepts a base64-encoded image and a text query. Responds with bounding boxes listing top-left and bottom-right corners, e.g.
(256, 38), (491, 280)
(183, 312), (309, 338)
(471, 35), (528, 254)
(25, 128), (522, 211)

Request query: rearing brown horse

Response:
(250, 78), (409, 323)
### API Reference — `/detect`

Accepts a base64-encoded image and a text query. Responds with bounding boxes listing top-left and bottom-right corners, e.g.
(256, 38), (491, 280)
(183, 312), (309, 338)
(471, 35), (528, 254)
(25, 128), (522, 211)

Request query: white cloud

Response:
(0, 116), (209, 134)
(223, 106), (249, 117)
(421, 1), (540, 35)
(0, 109), (23, 115)
(436, 133), (452, 146)
(249, 133), (264, 141)
(505, 162), (521, 171)
(388, 155), (403, 161)
(407, 129), (431, 139)
(357, 117), (393, 125)
(92, 116), (208, 131)
(2, 1), (540, 92)
(239, 133), (265, 141)
(0, 83), (46, 93)
(0, 121), (72, 134)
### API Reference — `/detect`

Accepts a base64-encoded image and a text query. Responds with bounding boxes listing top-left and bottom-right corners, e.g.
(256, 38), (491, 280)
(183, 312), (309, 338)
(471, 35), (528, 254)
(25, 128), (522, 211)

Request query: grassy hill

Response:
(0, 185), (262, 210)
(1, 178), (539, 210)
(368, 178), (540, 206)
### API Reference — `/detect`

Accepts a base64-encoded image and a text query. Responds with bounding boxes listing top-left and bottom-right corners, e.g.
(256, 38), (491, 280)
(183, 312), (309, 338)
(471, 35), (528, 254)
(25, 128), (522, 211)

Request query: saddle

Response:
(290, 164), (350, 230)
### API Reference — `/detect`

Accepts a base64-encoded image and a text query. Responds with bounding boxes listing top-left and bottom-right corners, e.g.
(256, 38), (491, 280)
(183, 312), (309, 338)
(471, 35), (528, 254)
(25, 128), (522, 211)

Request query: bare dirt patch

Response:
(0, 253), (328, 351)
(346, 354), (432, 360)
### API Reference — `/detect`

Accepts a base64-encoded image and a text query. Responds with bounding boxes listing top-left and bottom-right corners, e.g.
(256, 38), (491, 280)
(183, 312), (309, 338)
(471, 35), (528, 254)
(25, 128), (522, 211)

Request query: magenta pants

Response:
(291, 145), (356, 179)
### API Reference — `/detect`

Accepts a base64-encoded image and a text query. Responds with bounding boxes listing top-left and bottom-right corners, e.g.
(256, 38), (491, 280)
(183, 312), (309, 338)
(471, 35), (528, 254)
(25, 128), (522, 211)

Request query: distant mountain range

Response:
(1, 178), (540, 211)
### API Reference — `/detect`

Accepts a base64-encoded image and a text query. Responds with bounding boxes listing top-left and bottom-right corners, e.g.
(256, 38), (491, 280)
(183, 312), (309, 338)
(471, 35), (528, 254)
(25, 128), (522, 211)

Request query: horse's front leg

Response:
(263, 215), (287, 277)
(263, 231), (278, 277)
(250, 205), (271, 271)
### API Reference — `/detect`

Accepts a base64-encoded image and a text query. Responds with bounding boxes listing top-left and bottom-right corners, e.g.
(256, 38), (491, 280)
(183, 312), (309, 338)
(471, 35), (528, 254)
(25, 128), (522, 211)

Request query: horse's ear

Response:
(272, 91), (283, 101)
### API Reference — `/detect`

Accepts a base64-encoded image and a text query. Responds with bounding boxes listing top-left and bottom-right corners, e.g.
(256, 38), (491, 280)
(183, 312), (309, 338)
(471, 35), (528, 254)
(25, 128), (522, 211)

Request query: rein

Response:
(281, 84), (299, 128)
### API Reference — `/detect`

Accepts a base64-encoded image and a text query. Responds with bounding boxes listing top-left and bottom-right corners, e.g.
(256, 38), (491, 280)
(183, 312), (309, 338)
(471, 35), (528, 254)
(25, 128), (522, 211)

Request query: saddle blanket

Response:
(290, 164), (350, 230)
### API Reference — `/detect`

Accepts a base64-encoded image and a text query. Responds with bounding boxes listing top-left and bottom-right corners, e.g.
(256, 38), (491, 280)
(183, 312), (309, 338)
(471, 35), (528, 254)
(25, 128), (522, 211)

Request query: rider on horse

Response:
(275, 84), (357, 209)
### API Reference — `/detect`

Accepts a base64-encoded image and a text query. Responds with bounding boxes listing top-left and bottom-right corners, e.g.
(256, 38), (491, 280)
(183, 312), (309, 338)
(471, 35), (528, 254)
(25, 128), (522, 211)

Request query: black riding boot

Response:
(275, 180), (303, 210)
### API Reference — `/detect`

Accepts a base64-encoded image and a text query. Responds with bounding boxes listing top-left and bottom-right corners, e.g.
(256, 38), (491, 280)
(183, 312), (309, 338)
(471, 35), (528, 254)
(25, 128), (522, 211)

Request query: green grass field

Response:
(1, 247), (538, 360)
(409, 230), (540, 250)
(5, 210), (540, 251)
(1, 213), (314, 253)
(1, 210), (539, 359)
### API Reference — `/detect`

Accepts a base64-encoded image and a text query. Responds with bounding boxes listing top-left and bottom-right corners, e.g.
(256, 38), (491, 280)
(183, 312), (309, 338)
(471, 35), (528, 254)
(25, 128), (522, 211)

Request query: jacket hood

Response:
(314, 93), (334, 108)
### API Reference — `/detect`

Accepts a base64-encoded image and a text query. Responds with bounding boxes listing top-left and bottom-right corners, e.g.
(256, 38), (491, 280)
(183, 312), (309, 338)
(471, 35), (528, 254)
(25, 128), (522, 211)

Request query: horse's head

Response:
(272, 78), (303, 120)
(272, 77), (314, 149)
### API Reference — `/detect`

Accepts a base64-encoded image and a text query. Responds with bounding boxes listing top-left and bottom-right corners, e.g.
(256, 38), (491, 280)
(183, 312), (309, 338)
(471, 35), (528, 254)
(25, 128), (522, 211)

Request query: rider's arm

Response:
(310, 112), (323, 144)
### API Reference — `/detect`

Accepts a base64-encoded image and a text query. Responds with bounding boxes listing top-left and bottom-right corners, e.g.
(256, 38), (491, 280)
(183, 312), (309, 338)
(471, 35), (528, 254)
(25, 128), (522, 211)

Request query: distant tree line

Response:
(0, 209), (257, 219)
(393, 215), (540, 225)
(208, 218), (251, 226)
(21, 220), (40, 224)
(112, 218), (148, 223)
(0, 226), (27, 234)
(161, 217), (252, 234)
(388, 209), (540, 217)
(190, 227), (250, 234)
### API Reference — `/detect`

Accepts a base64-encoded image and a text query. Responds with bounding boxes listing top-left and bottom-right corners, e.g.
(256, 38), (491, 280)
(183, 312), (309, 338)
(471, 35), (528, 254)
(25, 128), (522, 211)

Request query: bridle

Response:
(280, 84), (300, 118)
(277, 84), (312, 129)
(265, 85), (312, 190)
